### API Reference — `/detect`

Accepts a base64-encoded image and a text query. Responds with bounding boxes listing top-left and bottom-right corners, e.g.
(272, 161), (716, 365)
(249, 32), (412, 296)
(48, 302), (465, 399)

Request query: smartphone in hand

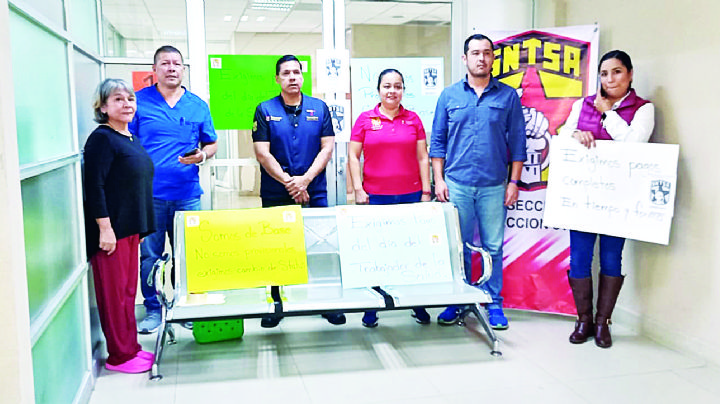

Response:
(182, 148), (200, 157)
(598, 78), (608, 98)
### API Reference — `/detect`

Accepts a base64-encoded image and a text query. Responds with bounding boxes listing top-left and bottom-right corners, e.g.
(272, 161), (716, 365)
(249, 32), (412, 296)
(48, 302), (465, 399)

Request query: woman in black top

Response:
(83, 79), (155, 374)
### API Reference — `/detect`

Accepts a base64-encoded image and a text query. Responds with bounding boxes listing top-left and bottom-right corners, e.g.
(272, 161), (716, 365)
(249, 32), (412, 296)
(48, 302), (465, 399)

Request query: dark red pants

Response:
(91, 234), (142, 365)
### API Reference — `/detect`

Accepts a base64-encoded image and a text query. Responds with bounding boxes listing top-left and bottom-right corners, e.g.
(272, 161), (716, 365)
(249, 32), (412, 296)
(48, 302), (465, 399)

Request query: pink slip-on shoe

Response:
(105, 356), (152, 374)
(137, 350), (155, 361)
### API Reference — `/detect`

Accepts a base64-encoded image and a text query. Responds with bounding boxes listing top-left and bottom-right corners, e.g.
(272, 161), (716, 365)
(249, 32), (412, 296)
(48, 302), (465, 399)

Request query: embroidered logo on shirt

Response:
(252, 120), (258, 132)
(267, 115), (282, 121)
(371, 117), (383, 130)
(306, 109), (315, 116)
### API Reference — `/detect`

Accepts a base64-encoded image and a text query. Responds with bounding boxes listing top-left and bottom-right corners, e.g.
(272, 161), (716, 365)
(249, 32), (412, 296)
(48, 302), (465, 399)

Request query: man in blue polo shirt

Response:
(430, 34), (526, 330)
(129, 45), (218, 333)
(252, 54), (345, 328)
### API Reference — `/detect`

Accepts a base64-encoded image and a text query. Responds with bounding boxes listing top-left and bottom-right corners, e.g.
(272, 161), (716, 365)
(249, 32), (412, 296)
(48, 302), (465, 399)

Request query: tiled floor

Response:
(89, 309), (720, 404)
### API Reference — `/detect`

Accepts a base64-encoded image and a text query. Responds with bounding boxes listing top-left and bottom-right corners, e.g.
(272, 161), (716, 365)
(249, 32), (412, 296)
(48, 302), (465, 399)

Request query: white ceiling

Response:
(102, 0), (451, 45)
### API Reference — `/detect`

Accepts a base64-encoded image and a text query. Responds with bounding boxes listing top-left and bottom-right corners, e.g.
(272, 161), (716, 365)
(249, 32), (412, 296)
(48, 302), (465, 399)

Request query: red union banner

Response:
(478, 26), (599, 314)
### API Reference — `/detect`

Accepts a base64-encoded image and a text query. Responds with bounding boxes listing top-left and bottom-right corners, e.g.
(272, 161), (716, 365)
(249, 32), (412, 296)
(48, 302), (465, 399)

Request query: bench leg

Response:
(150, 309), (174, 380)
(150, 318), (165, 380)
(468, 304), (502, 356)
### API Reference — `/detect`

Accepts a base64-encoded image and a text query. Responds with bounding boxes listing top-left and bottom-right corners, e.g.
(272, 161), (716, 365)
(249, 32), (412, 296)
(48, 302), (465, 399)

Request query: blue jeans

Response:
(569, 230), (625, 278)
(446, 178), (507, 306)
(368, 191), (422, 205)
(140, 197), (201, 312)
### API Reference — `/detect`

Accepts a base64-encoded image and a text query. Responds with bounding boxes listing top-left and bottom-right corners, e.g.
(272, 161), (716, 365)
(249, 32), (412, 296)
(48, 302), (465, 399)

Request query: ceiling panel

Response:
(102, 0), (449, 54)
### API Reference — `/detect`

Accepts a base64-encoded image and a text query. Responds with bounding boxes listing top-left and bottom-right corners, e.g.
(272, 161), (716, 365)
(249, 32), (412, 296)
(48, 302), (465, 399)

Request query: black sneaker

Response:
(361, 311), (379, 328)
(322, 313), (346, 325)
(411, 308), (431, 325)
(261, 316), (283, 328)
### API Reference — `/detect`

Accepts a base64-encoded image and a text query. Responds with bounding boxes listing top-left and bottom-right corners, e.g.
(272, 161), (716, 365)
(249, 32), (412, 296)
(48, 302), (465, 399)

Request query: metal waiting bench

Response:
(148, 203), (501, 380)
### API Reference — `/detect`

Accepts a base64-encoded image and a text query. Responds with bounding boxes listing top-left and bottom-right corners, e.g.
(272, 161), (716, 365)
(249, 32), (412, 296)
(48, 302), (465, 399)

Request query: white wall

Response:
(559, 0), (720, 365)
(452, 0), (534, 80)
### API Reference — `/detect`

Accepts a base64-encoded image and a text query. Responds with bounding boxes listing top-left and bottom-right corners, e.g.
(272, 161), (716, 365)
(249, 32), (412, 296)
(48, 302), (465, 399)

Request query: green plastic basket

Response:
(192, 319), (244, 344)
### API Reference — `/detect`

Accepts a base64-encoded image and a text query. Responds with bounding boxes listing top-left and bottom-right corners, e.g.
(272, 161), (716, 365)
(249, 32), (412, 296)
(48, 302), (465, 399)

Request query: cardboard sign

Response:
(544, 137), (679, 244)
(184, 206), (308, 292)
(336, 203), (453, 289)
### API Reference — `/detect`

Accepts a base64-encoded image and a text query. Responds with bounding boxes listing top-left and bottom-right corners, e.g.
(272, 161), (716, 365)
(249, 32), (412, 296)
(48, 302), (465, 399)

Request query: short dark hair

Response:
(92, 79), (135, 123)
(276, 55), (301, 75)
(464, 34), (495, 55)
(598, 50), (633, 72)
(153, 45), (183, 65)
(376, 68), (405, 91)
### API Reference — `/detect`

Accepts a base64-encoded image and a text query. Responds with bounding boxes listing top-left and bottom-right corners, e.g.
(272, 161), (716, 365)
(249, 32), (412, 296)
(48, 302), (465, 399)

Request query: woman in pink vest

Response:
(558, 50), (655, 348)
(348, 68), (432, 328)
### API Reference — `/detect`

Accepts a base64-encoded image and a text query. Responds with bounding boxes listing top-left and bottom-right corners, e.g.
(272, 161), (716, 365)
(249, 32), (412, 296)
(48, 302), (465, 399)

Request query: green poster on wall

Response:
(208, 54), (313, 130)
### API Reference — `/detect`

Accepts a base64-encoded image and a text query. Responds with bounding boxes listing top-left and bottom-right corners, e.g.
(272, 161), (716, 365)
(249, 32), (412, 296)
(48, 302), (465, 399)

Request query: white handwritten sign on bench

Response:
(543, 136), (679, 244)
(336, 203), (453, 289)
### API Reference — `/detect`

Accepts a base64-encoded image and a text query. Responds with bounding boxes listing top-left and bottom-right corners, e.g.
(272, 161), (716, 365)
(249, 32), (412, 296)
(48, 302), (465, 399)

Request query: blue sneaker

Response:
(362, 311), (378, 328)
(487, 305), (509, 330)
(137, 311), (161, 334)
(437, 306), (462, 325)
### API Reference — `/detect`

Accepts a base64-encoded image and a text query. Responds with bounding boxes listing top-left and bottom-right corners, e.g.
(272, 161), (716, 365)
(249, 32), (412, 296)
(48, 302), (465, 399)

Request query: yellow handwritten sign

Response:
(183, 206), (308, 293)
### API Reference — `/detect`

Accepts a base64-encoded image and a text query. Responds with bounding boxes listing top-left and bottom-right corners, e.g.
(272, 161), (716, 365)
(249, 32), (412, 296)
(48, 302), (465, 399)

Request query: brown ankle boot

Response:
(568, 275), (594, 344)
(595, 274), (624, 348)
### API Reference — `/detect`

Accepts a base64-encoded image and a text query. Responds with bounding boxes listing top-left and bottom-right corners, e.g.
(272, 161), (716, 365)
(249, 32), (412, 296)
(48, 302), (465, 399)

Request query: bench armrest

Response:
(153, 253), (173, 309)
(465, 243), (493, 287)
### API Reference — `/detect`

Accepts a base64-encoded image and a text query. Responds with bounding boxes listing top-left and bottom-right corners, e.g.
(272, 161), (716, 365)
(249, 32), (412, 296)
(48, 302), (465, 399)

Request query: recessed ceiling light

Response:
(223, 15), (232, 22)
(240, 15), (249, 22)
(251, 0), (294, 12)
(256, 16), (266, 22)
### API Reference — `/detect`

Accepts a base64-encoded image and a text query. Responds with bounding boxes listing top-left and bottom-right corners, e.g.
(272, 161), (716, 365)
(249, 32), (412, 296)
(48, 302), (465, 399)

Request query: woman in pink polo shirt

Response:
(349, 68), (432, 328)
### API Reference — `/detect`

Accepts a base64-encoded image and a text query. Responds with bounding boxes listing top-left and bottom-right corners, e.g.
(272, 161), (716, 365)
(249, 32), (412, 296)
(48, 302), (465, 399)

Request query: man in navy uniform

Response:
(252, 54), (345, 327)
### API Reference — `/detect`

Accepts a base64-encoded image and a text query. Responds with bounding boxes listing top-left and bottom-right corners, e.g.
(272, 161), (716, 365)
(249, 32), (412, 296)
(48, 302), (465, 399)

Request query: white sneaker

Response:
(137, 311), (161, 334)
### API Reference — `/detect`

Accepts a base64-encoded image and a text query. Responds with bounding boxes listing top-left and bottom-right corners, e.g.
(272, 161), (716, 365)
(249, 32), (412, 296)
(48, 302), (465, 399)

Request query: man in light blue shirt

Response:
(129, 45), (217, 333)
(430, 34), (526, 329)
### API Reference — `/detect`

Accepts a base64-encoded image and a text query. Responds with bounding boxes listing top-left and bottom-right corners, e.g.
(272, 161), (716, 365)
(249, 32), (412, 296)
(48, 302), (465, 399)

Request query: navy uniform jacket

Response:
(252, 95), (333, 200)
